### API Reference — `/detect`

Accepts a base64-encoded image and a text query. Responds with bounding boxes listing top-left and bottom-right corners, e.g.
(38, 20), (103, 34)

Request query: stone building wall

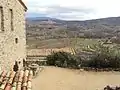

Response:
(0, 0), (26, 70)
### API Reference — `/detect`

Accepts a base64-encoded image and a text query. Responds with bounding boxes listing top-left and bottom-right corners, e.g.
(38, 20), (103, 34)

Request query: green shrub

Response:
(85, 43), (120, 69)
(46, 44), (120, 69)
(46, 51), (81, 68)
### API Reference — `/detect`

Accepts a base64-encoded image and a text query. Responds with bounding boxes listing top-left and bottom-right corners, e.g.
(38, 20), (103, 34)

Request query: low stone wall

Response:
(26, 56), (47, 66)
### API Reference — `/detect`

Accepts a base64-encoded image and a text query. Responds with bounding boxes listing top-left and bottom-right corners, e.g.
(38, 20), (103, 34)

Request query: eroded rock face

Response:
(0, 0), (26, 71)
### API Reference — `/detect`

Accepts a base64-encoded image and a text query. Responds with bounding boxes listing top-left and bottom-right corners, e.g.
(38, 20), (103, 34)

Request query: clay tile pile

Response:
(104, 85), (120, 90)
(0, 70), (33, 90)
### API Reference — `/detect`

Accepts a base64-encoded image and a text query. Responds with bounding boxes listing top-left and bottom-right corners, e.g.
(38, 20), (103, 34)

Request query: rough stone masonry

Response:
(0, 0), (27, 71)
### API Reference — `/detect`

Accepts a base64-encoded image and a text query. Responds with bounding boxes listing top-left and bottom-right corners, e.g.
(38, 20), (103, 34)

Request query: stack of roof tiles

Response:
(0, 70), (33, 90)
(104, 85), (120, 90)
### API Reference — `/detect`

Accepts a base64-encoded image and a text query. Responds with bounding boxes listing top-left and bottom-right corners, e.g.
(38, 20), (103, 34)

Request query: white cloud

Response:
(24, 0), (120, 20)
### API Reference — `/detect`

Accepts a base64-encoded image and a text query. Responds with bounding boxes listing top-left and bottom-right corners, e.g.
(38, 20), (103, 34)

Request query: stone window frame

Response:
(0, 6), (4, 31)
(9, 9), (14, 31)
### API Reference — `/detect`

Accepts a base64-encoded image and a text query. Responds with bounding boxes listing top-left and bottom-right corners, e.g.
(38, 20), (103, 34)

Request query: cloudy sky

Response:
(23, 0), (120, 20)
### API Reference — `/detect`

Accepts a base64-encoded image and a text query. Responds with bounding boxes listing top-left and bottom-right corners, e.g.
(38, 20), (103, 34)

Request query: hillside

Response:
(26, 17), (120, 48)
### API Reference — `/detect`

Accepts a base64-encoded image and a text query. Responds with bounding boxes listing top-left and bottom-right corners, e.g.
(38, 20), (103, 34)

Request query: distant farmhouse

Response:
(0, 0), (27, 70)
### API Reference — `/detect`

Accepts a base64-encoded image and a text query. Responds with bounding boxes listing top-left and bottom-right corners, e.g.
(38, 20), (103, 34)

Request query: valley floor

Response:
(32, 66), (120, 90)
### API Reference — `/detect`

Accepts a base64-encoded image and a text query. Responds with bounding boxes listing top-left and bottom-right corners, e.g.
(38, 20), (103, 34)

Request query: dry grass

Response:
(27, 38), (99, 49)
(27, 47), (74, 56)
(32, 66), (120, 90)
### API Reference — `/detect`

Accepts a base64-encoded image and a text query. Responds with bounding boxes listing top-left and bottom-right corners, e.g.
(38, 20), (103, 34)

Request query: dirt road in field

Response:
(32, 67), (120, 90)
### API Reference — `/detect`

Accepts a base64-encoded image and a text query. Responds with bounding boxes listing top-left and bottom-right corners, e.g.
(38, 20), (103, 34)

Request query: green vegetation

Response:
(46, 43), (120, 70)
(46, 51), (81, 69)
(84, 43), (120, 69)
(26, 16), (120, 71)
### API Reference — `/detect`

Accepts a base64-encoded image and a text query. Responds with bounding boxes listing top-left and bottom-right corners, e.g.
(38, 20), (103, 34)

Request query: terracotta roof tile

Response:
(0, 70), (33, 90)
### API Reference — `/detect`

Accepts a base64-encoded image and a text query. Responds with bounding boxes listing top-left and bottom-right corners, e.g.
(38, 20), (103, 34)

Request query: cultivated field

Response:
(27, 47), (74, 56)
(32, 67), (120, 90)
(27, 38), (101, 56)
(27, 38), (100, 49)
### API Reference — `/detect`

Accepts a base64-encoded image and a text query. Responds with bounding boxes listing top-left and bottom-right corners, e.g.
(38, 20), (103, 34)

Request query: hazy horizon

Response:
(23, 0), (120, 20)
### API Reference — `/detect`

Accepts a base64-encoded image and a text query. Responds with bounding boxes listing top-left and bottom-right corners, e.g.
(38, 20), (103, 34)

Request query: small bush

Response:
(85, 43), (120, 69)
(46, 51), (81, 69)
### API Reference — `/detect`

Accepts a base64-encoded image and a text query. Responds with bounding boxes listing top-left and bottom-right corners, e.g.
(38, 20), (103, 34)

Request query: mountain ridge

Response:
(26, 16), (120, 42)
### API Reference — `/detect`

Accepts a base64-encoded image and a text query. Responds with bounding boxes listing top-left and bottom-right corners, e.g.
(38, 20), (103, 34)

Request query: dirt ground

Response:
(32, 66), (120, 90)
